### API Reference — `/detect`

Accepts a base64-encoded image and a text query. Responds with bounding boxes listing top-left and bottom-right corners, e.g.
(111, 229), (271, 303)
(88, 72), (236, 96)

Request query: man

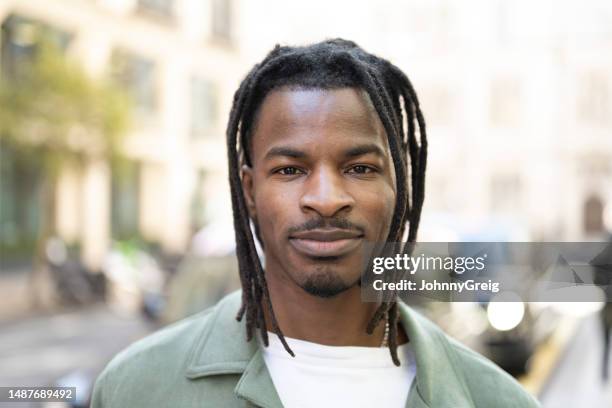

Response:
(92, 39), (540, 407)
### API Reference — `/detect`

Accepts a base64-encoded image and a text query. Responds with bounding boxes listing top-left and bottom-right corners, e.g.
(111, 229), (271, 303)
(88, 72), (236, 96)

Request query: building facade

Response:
(1, 0), (611, 279)
(239, 0), (612, 241)
(0, 0), (241, 273)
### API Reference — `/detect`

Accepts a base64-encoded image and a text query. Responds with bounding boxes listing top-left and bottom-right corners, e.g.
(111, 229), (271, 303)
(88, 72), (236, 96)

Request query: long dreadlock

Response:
(226, 39), (427, 366)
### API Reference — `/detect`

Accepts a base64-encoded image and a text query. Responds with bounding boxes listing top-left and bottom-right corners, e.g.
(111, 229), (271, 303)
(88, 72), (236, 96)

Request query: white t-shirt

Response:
(260, 333), (417, 408)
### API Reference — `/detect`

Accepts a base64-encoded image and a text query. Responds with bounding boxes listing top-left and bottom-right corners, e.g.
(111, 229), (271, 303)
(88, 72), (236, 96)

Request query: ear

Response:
(241, 165), (256, 220)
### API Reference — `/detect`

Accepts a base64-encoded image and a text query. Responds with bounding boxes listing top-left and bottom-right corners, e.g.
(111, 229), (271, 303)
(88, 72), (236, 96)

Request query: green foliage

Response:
(0, 38), (131, 174)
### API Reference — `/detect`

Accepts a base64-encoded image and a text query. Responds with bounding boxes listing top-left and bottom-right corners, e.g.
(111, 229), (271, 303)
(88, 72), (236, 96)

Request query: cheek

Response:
(360, 184), (396, 237)
(253, 180), (296, 239)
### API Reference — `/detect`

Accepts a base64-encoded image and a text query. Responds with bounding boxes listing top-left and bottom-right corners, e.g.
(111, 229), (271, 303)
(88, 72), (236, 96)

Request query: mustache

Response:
(286, 217), (365, 235)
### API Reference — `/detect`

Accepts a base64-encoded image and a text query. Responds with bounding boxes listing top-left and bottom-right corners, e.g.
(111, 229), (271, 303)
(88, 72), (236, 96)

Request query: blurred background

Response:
(0, 0), (611, 407)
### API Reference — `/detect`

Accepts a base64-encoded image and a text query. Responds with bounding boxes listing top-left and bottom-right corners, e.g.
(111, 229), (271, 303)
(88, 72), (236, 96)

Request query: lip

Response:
(289, 228), (364, 258)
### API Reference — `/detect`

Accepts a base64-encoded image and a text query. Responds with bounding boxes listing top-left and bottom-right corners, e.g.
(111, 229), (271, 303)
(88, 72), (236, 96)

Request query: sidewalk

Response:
(539, 313), (612, 407)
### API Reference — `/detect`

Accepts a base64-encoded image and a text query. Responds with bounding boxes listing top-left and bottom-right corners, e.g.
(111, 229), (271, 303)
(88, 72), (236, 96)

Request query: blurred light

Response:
(536, 285), (607, 314)
(551, 302), (605, 317)
(545, 290), (605, 317)
(487, 292), (525, 331)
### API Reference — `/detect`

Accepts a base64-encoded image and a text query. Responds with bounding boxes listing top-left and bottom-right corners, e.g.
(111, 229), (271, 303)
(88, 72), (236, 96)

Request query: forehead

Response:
(249, 87), (389, 163)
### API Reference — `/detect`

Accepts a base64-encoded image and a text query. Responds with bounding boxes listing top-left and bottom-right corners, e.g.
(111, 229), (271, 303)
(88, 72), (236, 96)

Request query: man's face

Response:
(242, 87), (397, 298)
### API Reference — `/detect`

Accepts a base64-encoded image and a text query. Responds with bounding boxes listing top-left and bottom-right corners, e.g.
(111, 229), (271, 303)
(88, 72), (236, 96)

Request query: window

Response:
(489, 78), (521, 127)
(495, 0), (516, 46)
(0, 143), (43, 265)
(137, 0), (174, 19)
(190, 77), (218, 138)
(1, 14), (71, 79)
(583, 195), (604, 235)
(0, 15), (69, 265)
(111, 49), (157, 115)
(490, 174), (522, 213)
(111, 161), (140, 240)
(211, 0), (232, 42)
(577, 72), (610, 126)
(190, 170), (207, 233)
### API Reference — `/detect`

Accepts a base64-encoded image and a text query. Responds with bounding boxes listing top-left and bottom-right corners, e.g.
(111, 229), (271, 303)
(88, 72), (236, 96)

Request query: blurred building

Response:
(1, 0), (611, 280)
(240, 0), (612, 241)
(0, 0), (240, 275)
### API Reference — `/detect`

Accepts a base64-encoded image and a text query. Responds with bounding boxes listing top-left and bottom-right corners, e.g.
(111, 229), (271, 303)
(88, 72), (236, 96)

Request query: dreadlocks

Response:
(226, 38), (427, 366)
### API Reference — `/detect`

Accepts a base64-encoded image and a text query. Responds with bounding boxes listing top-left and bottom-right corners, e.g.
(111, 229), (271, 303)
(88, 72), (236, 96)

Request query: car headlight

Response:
(487, 292), (525, 331)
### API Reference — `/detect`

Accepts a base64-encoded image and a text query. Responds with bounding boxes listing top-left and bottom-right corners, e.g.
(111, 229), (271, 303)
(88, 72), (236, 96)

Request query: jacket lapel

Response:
(399, 302), (476, 408)
(234, 349), (283, 408)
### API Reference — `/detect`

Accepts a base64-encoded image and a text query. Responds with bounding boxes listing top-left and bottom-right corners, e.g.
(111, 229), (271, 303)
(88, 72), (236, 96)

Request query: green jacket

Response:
(91, 291), (540, 407)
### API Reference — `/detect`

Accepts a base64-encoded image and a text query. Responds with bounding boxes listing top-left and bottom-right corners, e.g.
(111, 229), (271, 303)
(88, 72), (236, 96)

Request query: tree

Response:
(0, 38), (131, 307)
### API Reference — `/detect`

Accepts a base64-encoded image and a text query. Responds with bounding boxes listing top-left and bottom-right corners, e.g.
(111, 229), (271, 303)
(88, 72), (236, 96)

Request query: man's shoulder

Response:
(93, 308), (212, 401)
(104, 307), (214, 375)
(91, 293), (242, 408)
(99, 291), (243, 376)
(445, 336), (539, 407)
(408, 308), (540, 407)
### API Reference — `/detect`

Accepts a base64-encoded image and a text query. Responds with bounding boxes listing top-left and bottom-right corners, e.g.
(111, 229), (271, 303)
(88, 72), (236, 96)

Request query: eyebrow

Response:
(343, 143), (386, 159)
(262, 143), (386, 161)
(263, 146), (307, 161)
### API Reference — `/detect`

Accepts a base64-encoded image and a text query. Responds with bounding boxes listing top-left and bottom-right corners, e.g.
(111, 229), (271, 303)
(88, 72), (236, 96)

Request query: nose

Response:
(299, 166), (355, 217)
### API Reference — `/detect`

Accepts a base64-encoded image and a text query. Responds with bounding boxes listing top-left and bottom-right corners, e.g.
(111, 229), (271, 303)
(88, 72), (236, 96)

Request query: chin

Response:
(298, 266), (358, 298)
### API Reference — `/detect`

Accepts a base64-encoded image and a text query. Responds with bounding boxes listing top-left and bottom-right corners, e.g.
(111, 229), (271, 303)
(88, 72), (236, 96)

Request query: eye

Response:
(347, 165), (376, 174)
(275, 166), (304, 176)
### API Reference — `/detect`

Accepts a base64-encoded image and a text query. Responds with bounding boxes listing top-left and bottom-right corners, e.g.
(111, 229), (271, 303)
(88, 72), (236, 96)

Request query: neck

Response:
(262, 268), (392, 347)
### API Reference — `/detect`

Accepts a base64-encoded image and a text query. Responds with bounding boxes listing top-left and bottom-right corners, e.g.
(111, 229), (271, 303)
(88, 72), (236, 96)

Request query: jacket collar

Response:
(185, 291), (474, 408)
(399, 302), (475, 407)
(184, 291), (283, 407)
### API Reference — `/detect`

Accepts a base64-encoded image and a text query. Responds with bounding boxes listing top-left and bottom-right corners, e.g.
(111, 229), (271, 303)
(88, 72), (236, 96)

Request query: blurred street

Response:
(1, 304), (612, 407)
(0, 305), (151, 390)
(540, 313), (612, 407)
